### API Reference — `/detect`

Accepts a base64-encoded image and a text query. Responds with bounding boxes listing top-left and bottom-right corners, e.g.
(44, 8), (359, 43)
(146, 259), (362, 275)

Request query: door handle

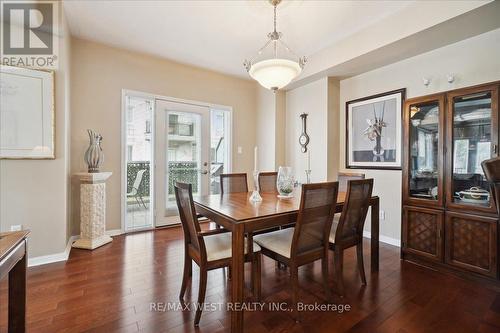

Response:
(200, 170), (209, 175)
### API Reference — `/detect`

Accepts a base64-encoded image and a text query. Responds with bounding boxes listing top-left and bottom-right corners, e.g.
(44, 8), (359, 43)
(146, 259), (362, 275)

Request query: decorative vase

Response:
(276, 166), (295, 197)
(84, 129), (104, 173)
(372, 133), (385, 157)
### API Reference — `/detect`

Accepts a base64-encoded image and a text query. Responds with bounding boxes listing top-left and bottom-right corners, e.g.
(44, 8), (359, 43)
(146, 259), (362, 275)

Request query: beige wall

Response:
(275, 91), (286, 169)
(339, 28), (500, 242)
(70, 38), (257, 234)
(0, 11), (72, 259)
(286, 78), (328, 183)
(327, 78), (340, 181)
(256, 88), (286, 171)
(256, 87), (276, 171)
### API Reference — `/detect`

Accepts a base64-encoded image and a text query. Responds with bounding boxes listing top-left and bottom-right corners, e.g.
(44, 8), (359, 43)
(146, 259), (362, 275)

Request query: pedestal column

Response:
(72, 172), (113, 250)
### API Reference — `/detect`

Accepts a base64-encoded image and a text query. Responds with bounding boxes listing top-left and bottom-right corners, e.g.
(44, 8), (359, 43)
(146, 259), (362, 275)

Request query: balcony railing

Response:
(127, 161), (199, 198)
(168, 123), (194, 137)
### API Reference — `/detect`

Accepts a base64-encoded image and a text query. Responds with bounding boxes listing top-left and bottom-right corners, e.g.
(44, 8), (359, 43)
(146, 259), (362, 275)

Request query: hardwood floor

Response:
(1, 225), (500, 333)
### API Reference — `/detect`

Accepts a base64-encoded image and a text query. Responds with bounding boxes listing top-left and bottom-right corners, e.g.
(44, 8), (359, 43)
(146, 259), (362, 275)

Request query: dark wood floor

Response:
(1, 225), (500, 333)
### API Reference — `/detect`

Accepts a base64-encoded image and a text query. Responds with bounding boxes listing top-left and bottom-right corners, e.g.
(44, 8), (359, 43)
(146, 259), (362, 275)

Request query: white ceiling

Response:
(64, 0), (415, 78)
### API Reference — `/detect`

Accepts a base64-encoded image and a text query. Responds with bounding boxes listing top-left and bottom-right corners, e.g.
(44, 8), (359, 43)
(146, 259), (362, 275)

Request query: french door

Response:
(155, 100), (211, 226)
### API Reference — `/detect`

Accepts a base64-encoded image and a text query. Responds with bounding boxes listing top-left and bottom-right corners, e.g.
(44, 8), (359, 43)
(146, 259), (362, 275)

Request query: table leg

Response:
(371, 197), (380, 272)
(9, 248), (26, 333)
(231, 224), (245, 333)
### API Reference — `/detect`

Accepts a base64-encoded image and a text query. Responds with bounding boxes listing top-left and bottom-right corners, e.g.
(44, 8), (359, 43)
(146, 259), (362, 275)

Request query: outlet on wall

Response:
(379, 210), (385, 220)
(10, 225), (22, 231)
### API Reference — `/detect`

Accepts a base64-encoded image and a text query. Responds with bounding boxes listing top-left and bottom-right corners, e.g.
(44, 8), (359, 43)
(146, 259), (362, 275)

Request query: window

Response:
(124, 95), (154, 231)
(210, 109), (231, 194)
(453, 139), (469, 174)
(475, 141), (491, 174)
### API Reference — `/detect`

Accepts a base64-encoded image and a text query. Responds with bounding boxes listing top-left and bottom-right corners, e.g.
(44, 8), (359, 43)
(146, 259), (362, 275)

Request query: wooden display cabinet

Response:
(402, 81), (500, 282)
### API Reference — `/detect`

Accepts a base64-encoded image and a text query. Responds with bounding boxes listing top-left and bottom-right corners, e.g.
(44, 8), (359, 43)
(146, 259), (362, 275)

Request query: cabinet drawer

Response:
(445, 212), (497, 278)
(403, 206), (444, 262)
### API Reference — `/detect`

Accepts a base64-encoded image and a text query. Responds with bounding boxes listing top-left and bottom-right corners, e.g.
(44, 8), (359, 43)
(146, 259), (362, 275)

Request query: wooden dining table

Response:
(193, 190), (380, 333)
(0, 230), (29, 333)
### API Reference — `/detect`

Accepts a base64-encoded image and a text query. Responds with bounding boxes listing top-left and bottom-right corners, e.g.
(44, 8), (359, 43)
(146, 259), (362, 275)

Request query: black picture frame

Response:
(346, 88), (406, 170)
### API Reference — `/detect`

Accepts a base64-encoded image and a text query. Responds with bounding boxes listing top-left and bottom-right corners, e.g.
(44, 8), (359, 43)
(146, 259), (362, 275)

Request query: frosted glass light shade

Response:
(248, 58), (302, 90)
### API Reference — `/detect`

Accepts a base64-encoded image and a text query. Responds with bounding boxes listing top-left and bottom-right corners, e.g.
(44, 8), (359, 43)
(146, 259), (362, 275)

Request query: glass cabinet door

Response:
(450, 90), (496, 209)
(408, 101), (441, 201)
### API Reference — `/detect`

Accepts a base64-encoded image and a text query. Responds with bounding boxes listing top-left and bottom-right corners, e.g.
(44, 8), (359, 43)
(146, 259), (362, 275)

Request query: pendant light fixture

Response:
(244, 0), (306, 91)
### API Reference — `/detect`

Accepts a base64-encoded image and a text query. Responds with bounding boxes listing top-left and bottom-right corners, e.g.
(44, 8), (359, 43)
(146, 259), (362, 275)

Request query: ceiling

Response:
(63, 0), (414, 78)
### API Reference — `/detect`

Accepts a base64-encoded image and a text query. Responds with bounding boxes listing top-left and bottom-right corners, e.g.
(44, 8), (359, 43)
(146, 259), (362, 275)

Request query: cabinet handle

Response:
(494, 144), (498, 155)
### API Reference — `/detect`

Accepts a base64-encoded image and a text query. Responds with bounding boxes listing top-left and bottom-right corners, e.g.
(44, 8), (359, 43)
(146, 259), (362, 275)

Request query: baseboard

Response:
(105, 229), (123, 237)
(363, 230), (401, 247)
(27, 229), (395, 266)
(27, 229), (123, 267)
(28, 235), (79, 267)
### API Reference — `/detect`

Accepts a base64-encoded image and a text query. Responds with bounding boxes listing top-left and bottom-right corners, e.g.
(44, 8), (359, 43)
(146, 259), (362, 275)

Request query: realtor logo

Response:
(1, 0), (59, 68)
(2, 2), (53, 54)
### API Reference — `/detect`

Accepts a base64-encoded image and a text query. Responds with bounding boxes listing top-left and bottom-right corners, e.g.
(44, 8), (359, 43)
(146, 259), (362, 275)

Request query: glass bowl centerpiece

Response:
(276, 166), (295, 198)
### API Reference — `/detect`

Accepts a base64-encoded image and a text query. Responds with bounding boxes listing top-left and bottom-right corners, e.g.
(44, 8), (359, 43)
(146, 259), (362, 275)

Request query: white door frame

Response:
(156, 99), (210, 226)
(120, 89), (233, 232)
(121, 92), (156, 233)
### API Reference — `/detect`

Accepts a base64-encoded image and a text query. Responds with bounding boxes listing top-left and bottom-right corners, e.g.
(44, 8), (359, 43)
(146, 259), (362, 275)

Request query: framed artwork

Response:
(346, 88), (405, 169)
(0, 65), (55, 159)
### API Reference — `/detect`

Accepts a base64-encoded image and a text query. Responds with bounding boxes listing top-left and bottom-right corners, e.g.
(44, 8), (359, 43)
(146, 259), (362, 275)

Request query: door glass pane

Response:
(126, 96), (153, 231)
(452, 91), (492, 207)
(210, 110), (230, 194)
(409, 101), (439, 200)
(166, 111), (201, 215)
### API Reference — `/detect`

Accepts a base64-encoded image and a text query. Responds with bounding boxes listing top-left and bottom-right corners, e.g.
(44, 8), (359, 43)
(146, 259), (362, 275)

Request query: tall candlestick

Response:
(250, 146), (262, 202)
(305, 149), (311, 184)
(307, 149), (311, 170)
(254, 146), (258, 171)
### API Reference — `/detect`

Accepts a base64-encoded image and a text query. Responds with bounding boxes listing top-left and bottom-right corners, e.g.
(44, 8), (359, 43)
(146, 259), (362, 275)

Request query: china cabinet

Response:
(402, 81), (500, 282)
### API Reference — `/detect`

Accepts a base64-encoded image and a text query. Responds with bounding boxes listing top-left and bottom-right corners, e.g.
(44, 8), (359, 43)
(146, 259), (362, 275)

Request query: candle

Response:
(254, 146), (258, 171)
(307, 149), (311, 170)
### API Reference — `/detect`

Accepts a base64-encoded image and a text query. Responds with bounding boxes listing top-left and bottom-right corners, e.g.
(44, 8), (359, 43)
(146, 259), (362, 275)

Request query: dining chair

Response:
(254, 182), (339, 321)
(338, 172), (365, 192)
(332, 172), (366, 229)
(481, 157), (500, 214)
(175, 182), (261, 326)
(329, 178), (373, 296)
(258, 171), (278, 192)
(220, 173), (248, 194)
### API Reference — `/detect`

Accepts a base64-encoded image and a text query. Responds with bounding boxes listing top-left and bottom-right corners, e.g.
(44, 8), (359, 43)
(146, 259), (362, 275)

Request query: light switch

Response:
(237, 146), (243, 154)
(379, 210), (385, 220)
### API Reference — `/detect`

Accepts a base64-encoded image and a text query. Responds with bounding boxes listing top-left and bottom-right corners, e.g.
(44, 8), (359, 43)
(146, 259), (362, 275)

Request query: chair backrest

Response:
(220, 173), (248, 194)
(258, 172), (278, 192)
(482, 157), (500, 214)
(132, 169), (147, 191)
(291, 182), (339, 258)
(338, 172), (365, 192)
(335, 179), (373, 244)
(174, 182), (202, 253)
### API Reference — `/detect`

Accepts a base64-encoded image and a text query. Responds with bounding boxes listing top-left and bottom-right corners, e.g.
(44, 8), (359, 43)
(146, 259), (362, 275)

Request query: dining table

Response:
(193, 190), (380, 333)
(0, 230), (29, 333)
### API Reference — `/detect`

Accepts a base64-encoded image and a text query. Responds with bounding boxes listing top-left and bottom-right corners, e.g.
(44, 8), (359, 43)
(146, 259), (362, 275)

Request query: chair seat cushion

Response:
(204, 233), (261, 262)
(254, 228), (294, 258)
